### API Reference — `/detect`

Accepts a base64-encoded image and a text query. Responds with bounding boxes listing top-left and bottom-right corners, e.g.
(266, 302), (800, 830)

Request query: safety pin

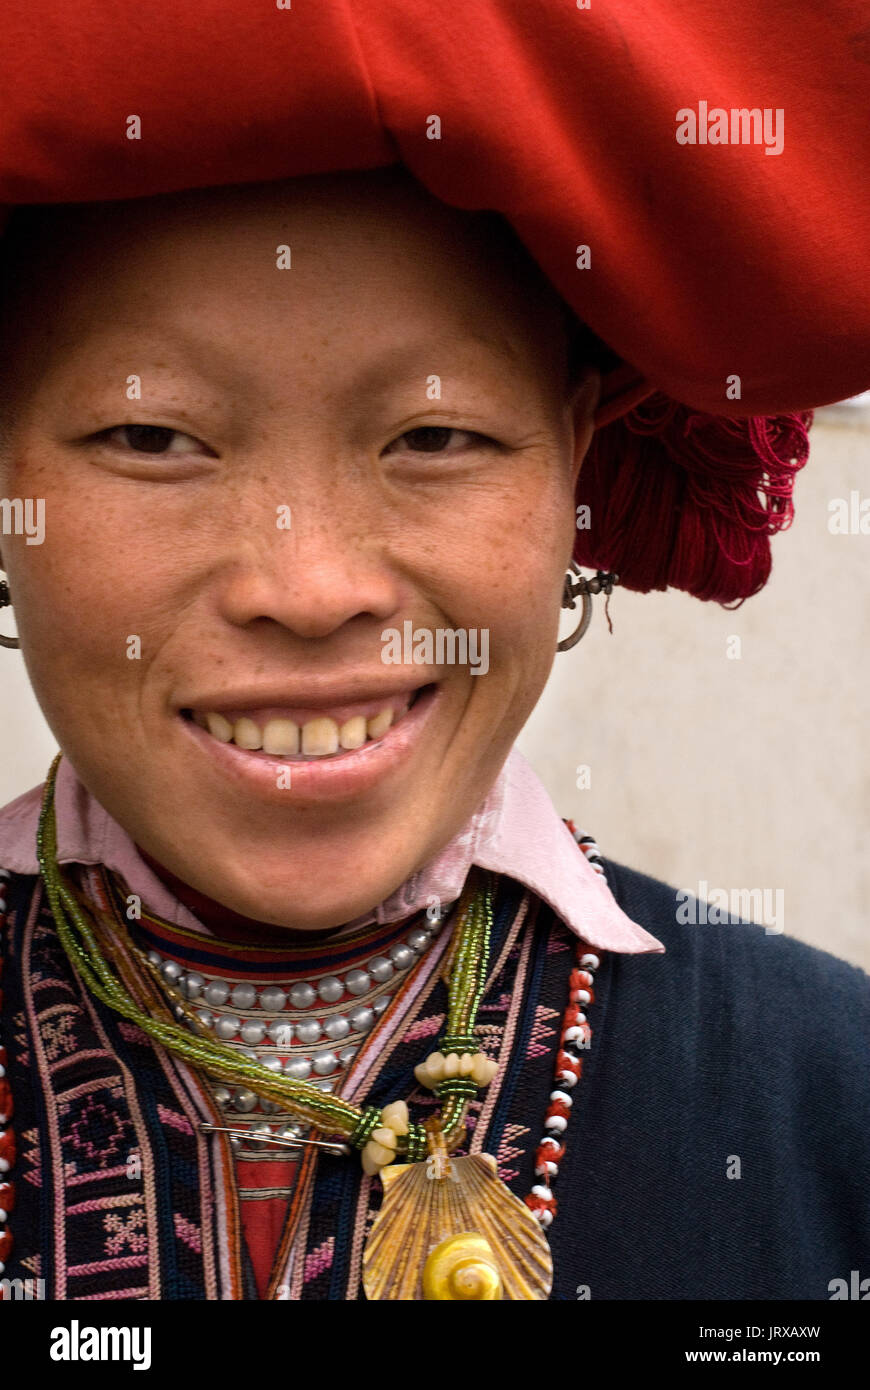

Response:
(200, 1122), (350, 1157)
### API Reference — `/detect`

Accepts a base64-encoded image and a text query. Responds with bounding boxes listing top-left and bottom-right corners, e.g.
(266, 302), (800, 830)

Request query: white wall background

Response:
(1, 412), (868, 970)
(519, 409), (870, 971)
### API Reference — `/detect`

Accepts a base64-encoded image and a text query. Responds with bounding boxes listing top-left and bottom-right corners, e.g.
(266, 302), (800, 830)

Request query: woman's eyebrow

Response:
(341, 333), (528, 401)
(44, 324), (261, 405)
(42, 323), (536, 425)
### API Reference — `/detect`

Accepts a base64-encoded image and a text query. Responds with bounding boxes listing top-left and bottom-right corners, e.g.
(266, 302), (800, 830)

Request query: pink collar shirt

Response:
(0, 747), (664, 956)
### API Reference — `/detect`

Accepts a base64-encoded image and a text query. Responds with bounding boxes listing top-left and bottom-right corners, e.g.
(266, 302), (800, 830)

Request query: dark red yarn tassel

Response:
(576, 395), (812, 607)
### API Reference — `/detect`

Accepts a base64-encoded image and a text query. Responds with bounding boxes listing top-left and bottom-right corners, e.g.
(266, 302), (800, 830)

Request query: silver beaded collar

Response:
(147, 906), (451, 1148)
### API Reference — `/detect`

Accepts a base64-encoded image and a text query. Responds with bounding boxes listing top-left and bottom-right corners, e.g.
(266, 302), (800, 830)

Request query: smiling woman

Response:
(0, 0), (868, 1312)
(0, 173), (589, 927)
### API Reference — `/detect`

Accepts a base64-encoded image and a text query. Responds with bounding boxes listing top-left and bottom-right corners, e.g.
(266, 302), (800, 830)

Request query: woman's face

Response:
(0, 170), (597, 929)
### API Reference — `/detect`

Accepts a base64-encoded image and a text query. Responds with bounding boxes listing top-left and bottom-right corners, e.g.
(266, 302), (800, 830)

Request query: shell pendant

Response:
(362, 1119), (553, 1300)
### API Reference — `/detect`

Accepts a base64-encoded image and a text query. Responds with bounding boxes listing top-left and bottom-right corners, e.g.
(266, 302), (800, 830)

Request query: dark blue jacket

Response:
(552, 857), (870, 1300)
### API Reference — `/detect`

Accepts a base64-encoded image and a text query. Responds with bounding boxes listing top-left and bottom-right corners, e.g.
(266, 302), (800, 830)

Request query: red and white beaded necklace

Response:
(524, 824), (602, 1230)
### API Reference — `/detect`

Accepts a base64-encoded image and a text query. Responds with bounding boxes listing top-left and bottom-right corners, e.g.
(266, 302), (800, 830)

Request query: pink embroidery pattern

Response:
(496, 1121), (530, 1184)
(525, 1003), (560, 1060)
(400, 1012), (445, 1042)
(157, 1104), (194, 1136)
(303, 1237), (334, 1284)
(118, 1020), (151, 1046)
(104, 1207), (148, 1256)
(42, 1010), (79, 1062)
(62, 1090), (131, 1170)
(173, 1212), (203, 1253)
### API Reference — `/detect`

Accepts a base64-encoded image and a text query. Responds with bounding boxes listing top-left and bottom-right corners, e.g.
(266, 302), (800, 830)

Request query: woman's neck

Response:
(136, 846), (356, 946)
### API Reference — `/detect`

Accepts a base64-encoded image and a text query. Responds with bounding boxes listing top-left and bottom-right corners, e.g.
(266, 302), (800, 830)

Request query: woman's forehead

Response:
(8, 169), (550, 297)
(2, 172), (572, 392)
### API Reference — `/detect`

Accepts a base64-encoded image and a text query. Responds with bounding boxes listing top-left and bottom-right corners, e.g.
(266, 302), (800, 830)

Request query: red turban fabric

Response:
(1, 0), (867, 601)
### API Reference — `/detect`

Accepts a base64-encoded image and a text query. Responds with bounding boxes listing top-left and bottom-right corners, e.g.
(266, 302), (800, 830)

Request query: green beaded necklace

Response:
(35, 752), (496, 1167)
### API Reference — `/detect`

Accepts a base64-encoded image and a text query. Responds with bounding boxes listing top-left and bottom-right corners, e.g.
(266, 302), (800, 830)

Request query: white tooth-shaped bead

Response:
(205, 712), (233, 742)
(424, 1051), (446, 1081)
(234, 717), (262, 749)
(470, 1054), (498, 1085)
(362, 1138), (394, 1171)
(262, 718), (300, 755)
(339, 715), (367, 750)
(370, 1127), (398, 1151)
(444, 1052), (460, 1078)
(459, 1052), (475, 1076)
(362, 1142), (391, 1176)
(381, 1101), (409, 1135)
(302, 717), (339, 755)
(414, 1062), (434, 1088)
(366, 707), (393, 739)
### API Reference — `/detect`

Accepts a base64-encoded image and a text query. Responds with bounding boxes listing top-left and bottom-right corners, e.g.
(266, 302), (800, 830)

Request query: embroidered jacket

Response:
(1, 853), (868, 1300)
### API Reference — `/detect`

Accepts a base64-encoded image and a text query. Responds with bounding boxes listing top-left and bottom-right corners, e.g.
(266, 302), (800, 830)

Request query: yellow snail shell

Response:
(423, 1233), (503, 1300)
(362, 1152), (552, 1300)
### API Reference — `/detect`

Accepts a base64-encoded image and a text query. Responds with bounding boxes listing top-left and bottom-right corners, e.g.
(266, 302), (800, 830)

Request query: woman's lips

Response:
(178, 684), (440, 802)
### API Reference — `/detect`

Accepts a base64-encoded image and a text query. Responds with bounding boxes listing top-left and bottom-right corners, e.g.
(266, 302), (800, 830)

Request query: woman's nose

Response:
(213, 492), (404, 641)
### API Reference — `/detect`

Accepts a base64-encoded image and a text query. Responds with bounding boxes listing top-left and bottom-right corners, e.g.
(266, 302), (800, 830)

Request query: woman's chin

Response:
(178, 863), (407, 933)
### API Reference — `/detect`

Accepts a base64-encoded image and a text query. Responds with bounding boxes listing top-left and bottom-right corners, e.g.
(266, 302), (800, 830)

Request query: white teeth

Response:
(366, 708), (393, 739)
(197, 701), (405, 756)
(206, 712), (233, 742)
(262, 718), (300, 755)
(339, 715), (367, 750)
(302, 717), (340, 756)
(234, 717), (263, 750)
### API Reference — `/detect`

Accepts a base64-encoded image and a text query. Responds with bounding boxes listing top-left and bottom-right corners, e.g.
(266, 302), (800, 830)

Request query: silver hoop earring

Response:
(0, 579), (21, 649)
(557, 565), (620, 651)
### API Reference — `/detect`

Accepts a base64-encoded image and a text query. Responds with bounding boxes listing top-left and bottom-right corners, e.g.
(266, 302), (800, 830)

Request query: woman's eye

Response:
(101, 424), (207, 455)
(385, 426), (496, 455)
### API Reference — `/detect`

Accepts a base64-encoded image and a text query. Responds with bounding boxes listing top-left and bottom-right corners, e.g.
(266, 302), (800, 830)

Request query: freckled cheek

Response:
(475, 495), (571, 627)
(497, 561), (563, 697)
(11, 500), (165, 689)
(437, 546), (565, 724)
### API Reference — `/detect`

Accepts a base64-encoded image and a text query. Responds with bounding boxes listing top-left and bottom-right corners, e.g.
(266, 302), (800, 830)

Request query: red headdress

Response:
(2, 0), (867, 602)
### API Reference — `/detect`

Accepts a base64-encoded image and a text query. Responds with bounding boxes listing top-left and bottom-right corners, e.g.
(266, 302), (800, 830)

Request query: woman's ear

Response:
(568, 367), (601, 482)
